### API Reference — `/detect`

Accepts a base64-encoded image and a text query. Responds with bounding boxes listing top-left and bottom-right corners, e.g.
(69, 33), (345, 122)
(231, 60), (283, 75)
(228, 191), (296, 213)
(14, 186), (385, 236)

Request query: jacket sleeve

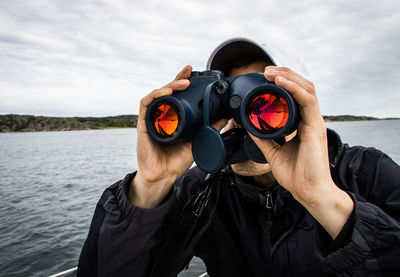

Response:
(77, 173), (175, 276)
(77, 167), (206, 277)
(317, 146), (400, 275)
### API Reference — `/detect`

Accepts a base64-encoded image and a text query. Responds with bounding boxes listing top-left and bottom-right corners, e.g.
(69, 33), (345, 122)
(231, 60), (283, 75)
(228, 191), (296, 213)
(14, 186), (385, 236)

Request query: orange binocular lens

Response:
(246, 93), (289, 133)
(150, 101), (181, 138)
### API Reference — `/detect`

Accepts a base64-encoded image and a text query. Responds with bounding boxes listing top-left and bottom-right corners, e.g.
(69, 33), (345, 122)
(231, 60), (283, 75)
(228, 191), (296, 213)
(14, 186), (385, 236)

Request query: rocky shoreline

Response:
(0, 114), (138, 132)
(322, 115), (379, 122)
(0, 114), (397, 132)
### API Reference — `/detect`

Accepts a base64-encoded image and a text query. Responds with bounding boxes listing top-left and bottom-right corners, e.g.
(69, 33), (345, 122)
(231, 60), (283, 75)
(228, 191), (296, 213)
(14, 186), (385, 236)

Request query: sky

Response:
(0, 0), (399, 118)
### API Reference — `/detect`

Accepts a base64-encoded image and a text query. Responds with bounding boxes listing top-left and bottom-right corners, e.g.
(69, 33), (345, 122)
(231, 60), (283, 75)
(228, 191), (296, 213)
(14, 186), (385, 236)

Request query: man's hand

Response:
(131, 65), (227, 209)
(249, 66), (354, 239)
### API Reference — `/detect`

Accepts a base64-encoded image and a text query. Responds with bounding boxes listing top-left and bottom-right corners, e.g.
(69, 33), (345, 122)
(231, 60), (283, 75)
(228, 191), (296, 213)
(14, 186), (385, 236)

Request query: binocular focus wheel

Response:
(192, 126), (226, 174)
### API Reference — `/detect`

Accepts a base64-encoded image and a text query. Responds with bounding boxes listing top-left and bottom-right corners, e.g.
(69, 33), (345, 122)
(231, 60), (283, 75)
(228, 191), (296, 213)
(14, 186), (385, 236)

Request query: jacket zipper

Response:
(264, 190), (274, 228)
(265, 190), (273, 209)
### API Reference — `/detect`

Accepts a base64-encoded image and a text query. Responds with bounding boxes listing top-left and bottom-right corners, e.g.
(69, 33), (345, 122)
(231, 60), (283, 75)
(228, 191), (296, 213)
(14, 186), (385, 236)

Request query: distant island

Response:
(0, 114), (138, 132)
(0, 114), (398, 132)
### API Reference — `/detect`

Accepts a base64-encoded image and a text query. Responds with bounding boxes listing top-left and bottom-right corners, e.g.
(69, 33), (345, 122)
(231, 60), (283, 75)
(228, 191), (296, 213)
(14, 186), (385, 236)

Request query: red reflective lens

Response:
(246, 93), (289, 133)
(150, 102), (181, 138)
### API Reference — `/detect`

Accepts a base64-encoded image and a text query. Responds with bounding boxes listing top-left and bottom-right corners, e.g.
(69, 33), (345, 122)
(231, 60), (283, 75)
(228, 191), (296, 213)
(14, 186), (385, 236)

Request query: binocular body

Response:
(145, 70), (299, 173)
(146, 70), (299, 143)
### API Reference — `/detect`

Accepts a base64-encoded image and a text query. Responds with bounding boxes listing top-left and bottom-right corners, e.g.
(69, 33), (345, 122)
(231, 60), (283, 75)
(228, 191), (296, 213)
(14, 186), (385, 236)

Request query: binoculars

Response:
(145, 70), (299, 173)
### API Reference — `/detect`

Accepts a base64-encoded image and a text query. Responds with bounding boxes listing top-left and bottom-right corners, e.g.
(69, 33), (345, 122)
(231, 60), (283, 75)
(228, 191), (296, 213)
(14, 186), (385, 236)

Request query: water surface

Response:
(0, 120), (399, 276)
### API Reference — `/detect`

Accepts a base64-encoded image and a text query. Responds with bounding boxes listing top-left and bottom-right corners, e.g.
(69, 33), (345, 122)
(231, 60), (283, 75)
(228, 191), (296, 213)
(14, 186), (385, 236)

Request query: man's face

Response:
(226, 60), (273, 177)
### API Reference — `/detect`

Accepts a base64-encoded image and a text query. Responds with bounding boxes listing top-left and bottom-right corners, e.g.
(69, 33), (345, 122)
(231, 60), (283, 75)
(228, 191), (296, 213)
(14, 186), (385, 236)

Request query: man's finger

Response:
(160, 65), (192, 90)
(141, 88), (173, 108)
(264, 66), (315, 96)
(137, 66), (192, 130)
(248, 133), (280, 165)
(162, 79), (190, 91)
(138, 88), (173, 128)
(274, 75), (321, 125)
(175, 65), (193, 80)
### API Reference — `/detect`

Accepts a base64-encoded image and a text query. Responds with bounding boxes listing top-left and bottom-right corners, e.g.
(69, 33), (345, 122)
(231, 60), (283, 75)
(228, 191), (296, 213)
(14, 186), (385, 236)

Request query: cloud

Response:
(0, 0), (399, 117)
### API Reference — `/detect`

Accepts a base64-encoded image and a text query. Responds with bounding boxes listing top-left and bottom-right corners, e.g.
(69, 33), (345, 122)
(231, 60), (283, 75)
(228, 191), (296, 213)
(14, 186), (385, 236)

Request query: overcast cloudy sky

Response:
(0, 0), (399, 118)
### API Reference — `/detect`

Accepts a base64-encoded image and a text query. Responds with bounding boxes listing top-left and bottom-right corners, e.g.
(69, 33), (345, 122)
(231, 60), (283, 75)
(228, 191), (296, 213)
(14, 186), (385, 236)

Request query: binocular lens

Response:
(246, 92), (289, 134)
(149, 101), (181, 138)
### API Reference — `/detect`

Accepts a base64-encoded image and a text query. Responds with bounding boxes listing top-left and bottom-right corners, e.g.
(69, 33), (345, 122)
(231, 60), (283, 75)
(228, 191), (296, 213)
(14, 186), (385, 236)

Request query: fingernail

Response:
(266, 68), (277, 74)
(177, 79), (189, 85)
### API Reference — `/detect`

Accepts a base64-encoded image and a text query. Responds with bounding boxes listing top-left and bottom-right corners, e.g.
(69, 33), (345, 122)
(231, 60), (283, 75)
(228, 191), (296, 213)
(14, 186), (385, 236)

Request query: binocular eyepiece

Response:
(145, 70), (299, 173)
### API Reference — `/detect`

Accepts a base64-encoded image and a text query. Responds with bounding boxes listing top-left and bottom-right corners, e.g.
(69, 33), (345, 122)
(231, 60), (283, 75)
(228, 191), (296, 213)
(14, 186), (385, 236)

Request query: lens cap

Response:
(192, 126), (226, 173)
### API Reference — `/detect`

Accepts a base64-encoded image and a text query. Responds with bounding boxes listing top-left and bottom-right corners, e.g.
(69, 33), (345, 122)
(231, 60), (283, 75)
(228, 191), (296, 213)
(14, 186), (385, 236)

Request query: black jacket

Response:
(78, 129), (400, 276)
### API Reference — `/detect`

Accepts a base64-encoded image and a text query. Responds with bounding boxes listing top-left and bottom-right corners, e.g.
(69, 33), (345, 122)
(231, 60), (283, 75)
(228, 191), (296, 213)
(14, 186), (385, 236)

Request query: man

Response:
(78, 38), (400, 276)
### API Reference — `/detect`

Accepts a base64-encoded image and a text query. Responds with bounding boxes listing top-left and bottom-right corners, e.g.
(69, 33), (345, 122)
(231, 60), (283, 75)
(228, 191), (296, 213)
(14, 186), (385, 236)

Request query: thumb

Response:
(248, 133), (280, 165)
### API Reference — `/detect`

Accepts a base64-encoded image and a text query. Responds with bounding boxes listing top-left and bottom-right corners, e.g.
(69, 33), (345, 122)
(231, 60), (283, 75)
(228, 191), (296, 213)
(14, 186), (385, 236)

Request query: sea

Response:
(0, 120), (399, 277)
